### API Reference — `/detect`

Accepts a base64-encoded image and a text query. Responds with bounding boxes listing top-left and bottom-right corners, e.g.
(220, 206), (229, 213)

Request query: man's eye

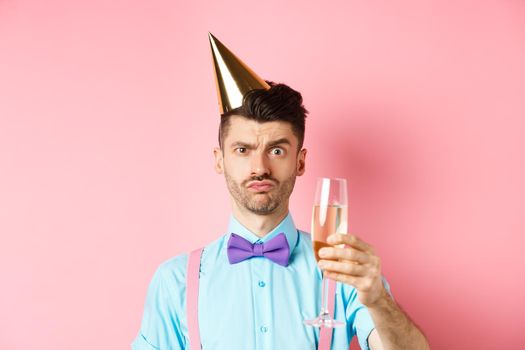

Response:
(271, 148), (284, 155)
(236, 147), (247, 153)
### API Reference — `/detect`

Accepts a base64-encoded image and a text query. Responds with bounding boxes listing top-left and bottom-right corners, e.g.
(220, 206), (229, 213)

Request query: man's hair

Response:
(218, 80), (308, 152)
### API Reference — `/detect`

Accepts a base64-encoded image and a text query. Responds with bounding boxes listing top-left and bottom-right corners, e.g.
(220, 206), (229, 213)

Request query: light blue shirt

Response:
(132, 212), (392, 350)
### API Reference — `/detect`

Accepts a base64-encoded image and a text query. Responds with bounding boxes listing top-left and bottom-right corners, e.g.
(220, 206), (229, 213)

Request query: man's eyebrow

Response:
(267, 138), (291, 148)
(230, 138), (291, 149)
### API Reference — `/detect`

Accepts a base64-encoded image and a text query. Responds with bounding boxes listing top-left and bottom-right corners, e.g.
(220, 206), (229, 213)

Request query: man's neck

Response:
(232, 203), (289, 238)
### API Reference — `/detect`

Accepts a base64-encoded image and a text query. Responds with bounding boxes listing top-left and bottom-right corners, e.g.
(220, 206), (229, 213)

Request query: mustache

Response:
(244, 175), (278, 184)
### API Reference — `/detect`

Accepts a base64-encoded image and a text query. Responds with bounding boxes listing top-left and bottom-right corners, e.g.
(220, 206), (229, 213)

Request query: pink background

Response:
(1, 0), (524, 349)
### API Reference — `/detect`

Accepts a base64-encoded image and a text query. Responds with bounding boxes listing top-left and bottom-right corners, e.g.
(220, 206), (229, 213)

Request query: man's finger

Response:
(318, 246), (369, 264)
(324, 271), (361, 288)
(327, 233), (374, 254)
(318, 259), (367, 276)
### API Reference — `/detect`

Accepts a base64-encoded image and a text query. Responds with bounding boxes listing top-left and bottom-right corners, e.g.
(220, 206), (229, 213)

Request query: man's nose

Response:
(250, 152), (270, 177)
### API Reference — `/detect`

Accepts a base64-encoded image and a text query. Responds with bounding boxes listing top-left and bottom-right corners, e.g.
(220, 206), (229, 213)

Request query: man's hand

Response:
(317, 233), (388, 307)
(318, 233), (430, 350)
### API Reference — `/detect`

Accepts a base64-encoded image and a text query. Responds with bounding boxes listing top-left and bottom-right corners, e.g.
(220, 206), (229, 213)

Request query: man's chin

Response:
(245, 200), (279, 215)
(247, 207), (277, 215)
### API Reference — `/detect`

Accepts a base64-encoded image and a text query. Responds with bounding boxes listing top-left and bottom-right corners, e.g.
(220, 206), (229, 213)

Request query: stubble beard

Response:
(224, 170), (297, 216)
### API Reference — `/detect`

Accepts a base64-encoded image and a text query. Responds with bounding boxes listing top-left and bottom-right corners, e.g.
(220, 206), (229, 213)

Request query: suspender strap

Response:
(318, 278), (337, 350)
(186, 248), (203, 350)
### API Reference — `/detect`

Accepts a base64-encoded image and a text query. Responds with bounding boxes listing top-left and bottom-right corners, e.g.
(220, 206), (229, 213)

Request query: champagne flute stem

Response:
(321, 274), (329, 315)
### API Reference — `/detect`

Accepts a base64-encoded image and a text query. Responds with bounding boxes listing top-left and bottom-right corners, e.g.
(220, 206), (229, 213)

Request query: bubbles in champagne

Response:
(311, 205), (347, 262)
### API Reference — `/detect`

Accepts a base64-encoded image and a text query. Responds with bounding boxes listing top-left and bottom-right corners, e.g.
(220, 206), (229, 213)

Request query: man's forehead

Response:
(227, 115), (293, 134)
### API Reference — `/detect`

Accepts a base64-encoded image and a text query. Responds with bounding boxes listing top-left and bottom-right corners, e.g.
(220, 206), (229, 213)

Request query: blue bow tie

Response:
(227, 232), (290, 267)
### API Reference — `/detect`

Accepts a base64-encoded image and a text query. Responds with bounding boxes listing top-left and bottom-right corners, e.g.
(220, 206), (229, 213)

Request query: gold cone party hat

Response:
(208, 32), (270, 114)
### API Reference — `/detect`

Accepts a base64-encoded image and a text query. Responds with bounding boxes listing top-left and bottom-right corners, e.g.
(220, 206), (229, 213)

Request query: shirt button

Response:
(260, 326), (268, 333)
(258, 280), (266, 287)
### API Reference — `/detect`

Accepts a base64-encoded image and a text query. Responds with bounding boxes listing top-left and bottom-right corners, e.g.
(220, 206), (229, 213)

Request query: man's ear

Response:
(297, 148), (307, 176)
(213, 147), (224, 174)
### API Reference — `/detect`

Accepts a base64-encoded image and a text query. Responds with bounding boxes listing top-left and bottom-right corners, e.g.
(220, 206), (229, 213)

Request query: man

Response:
(131, 33), (430, 350)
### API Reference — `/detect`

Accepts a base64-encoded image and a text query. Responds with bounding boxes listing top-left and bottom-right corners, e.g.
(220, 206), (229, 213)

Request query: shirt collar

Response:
(226, 212), (299, 257)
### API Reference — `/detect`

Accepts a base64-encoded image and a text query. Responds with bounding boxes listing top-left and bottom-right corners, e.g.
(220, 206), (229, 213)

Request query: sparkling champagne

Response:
(304, 178), (348, 328)
(312, 205), (348, 262)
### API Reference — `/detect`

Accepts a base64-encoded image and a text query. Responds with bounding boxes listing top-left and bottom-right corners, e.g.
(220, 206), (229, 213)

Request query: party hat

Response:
(208, 32), (270, 114)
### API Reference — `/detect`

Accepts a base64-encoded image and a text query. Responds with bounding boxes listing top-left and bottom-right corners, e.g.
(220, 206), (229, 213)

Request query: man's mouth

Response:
(247, 181), (275, 192)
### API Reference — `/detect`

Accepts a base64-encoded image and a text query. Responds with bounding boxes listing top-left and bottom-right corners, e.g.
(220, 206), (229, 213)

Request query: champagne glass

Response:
(304, 177), (348, 328)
